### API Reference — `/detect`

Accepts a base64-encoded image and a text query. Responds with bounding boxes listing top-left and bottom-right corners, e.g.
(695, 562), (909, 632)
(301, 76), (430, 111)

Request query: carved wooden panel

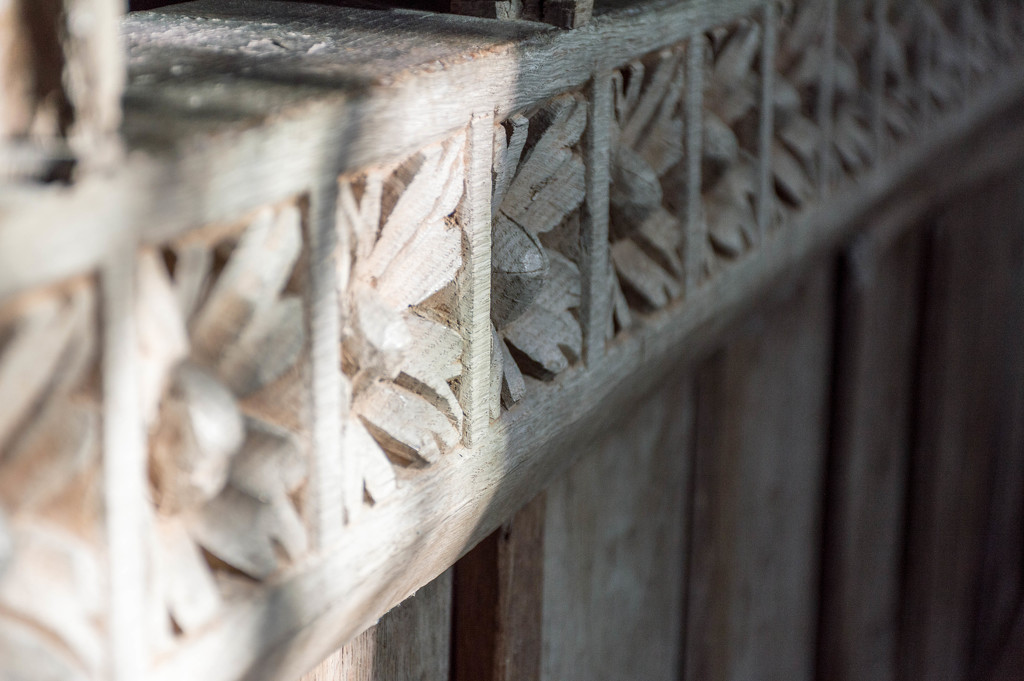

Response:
(338, 132), (468, 495)
(0, 277), (105, 681)
(490, 94), (586, 407)
(136, 202), (313, 651)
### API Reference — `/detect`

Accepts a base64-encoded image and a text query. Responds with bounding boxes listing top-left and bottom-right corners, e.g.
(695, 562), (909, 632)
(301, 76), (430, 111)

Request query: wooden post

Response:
(817, 231), (924, 681)
(102, 236), (149, 681)
(452, 493), (546, 681)
(0, 0), (123, 177)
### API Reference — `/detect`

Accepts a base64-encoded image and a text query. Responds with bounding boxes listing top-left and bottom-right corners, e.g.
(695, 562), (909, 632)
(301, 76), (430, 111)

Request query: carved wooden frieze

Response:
(703, 18), (766, 268)
(490, 94), (586, 409)
(338, 133), (468, 477)
(608, 47), (686, 316)
(137, 203), (313, 650)
(0, 278), (105, 681)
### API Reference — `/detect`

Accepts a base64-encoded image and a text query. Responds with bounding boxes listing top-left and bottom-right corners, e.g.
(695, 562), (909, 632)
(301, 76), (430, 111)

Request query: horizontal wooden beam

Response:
(150, 75), (1024, 681)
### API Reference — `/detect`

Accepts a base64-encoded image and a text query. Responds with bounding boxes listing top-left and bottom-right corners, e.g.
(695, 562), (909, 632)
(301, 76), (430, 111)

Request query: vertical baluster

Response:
(757, 0), (778, 241)
(309, 183), (345, 540)
(684, 30), (706, 294)
(461, 112), (495, 446)
(818, 0), (839, 193)
(581, 73), (613, 365)
(872, 0), (889, 159)
(102, 236), (148, 681)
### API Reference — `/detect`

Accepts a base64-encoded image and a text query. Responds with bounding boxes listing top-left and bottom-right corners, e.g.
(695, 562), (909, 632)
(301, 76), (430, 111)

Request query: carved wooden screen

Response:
(1, 1), (1023, 680)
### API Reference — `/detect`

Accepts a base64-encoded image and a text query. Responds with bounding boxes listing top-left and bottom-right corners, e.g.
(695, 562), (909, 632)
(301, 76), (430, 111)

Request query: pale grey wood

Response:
(307, 183), (345, 543)
(102, 237), (148, 681)
(0, 2), (1021, 300)
(684, 265), (834, 681)
(542, 376), (692, 681)
(818, 230), (924, 681)
(580, 73), (612, 363)
(147, 81), (1024, 681)
(0, 0), (123, 172)
(461, 113), (494, 445)
(300, 570), (453, 681)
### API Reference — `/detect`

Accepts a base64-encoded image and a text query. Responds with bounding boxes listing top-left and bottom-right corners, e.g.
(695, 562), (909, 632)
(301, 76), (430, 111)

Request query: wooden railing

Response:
(1, 1), (1023, 680)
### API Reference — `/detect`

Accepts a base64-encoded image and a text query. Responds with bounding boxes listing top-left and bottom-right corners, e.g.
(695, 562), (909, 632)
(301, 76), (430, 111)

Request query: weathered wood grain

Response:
(902, 167), (1024, 681)
(299, 569), (453, 681)
(817, 229), (924, 681)
(542, 377), (692, 681)
(684, 265), (834, 681)
(0, 0), (122, 175)
(146, 77), (1024, 681)
(452, 492), (546, 681)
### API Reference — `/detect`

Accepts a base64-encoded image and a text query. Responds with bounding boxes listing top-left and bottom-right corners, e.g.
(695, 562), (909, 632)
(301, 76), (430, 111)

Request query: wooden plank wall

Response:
(299, 171), (1023, 681)
(684, 265), (835, 681)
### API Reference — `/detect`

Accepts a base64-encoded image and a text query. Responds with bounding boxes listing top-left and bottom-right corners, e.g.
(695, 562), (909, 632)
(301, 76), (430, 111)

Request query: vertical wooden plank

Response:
(102, 237), (148, 681)
(685, 30), (706, 293)
(300, 569), (453, 681)
(0, 0), (123, 173)
(580, 72), (612, 364)
(461, 113), (494, 445)
(684, 265), (834, 681)
(452, 492), (546, 681)
(902, 169), (1024, 681)
(308, 184), (345, 543)
(817, 230), (924, 681)
(541, 377), (693, 681)
(757, 0), (778, 240)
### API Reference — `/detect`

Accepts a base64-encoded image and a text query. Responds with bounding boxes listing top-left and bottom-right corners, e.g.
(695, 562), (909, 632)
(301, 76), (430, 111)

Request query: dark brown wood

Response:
(902, 169), (1024, 681)
(541, 377), (693, 681)
(684, 265), (835, 681)
(452, 492), (546, 681)
(817, 231), (924, 681)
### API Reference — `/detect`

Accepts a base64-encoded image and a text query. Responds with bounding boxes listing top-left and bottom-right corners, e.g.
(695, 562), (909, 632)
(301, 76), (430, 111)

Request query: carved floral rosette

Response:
(607, 47), (686, 319)
(489, 93), (587, 411)
(136, 203), (313, 652)
(337, 132), (469, 497)
(0, 277), (105, 681)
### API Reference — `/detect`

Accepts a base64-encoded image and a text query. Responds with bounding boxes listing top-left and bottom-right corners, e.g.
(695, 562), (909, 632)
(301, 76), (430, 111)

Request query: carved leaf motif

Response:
(491, 94), (587, 393)
(137, 202), (312, 637)
(608, 48), (686, 315)
(0, 282), (104, 680)
(341, 134), (468, 471)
